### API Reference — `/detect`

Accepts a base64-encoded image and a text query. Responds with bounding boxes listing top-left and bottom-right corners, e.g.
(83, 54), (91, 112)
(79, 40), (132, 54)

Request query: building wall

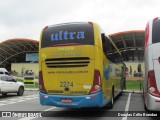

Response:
(11, 63), (38, 77)
(11, 62), (145, 77)
(124, 61), (145, 77)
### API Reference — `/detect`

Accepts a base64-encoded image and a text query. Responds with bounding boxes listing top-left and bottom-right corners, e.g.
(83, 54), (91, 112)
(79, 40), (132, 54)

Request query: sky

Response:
(0, 0), (160, 42)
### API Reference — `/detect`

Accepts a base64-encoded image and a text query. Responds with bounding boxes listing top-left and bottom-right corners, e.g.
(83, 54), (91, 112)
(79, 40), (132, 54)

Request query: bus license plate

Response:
(61, 98), (72, 103)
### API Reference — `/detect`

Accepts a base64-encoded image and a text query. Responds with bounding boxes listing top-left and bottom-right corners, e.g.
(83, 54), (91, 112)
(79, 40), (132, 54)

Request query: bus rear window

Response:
(152, 19), (160, 44)
(41, 23), (94, 48)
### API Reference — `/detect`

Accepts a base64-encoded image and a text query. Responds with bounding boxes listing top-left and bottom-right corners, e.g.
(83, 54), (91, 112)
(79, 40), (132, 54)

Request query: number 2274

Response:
(60, 81), (73, 87)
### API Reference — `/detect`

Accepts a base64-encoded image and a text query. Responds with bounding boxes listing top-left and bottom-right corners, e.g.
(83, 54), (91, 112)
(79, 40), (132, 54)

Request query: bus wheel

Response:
(108, 87), (114, 109)
(144, 99), (149, 111)
(144, 101), (149, 111)
(2, 93), (7, 96)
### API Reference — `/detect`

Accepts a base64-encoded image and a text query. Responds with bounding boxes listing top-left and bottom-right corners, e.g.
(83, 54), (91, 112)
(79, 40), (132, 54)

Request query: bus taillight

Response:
(153, 17), (159, 22)
(158, 57), (160, 64)
(144, 22), (149, 49)
(89, 70), (101, 94)
(148, 70), (160, 97)
(39, 71), (47, 93)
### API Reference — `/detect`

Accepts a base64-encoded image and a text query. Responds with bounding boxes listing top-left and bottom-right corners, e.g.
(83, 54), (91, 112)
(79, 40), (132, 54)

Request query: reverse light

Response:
(95, 85), (101, 90)
(147, 70), (160, 97)
(149, 87), (155, 93)
(89, 70), (101, 94)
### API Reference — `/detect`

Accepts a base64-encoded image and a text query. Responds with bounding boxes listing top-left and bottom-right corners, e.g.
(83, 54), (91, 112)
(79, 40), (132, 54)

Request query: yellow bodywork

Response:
(39, 22), (122, 99)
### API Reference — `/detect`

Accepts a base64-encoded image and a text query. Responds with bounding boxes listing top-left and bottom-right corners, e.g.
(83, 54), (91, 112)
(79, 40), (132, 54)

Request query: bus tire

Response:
(108, 87), (114, 109)
(2, 93), (7, 96)
(144, 101), (149, 111)
(17, 86), (24, 96)
(143, 98), (150, 112)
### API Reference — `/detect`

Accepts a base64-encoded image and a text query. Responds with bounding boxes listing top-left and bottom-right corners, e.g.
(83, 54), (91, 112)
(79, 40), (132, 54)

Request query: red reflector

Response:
(43, 26), (48, 30)
(153, 17), (159, 21)
(155, 100), (160, 102)
(41, 95), (45, 99)
(88, 22), (93, 25)
(158, 57), (160, 64)
(90, 96), (94, 100)
(61, 99), (72, 103)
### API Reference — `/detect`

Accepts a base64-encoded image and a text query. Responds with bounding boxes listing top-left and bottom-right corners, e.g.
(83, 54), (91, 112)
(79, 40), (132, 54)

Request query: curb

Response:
(122, 90), (142, 94)
(25, 88), (39, 91)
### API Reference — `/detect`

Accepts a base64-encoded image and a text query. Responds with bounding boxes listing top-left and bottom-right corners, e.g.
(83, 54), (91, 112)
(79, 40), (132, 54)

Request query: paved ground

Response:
(126, 77), (144, 80)
(0, 90), (159, 120)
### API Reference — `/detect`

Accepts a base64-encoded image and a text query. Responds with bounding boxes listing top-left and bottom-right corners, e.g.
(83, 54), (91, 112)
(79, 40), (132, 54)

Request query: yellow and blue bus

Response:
(39, 22), (125, 108)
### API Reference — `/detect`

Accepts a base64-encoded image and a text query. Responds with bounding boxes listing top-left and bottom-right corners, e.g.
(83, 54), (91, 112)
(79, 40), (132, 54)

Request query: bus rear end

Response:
(144, 17), (160, 111)
(39, 22), (103, 108)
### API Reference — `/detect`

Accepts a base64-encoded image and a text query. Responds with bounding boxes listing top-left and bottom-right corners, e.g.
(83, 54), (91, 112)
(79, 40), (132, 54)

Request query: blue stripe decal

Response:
(39, 91), (104, 108)
(103, 64), (112, 80)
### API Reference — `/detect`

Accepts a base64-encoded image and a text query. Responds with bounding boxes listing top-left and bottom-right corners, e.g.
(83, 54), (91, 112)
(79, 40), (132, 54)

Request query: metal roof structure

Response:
(0, 38), (39, 69)
(109, 30), (145, 61)
(0, 30), (145, 70)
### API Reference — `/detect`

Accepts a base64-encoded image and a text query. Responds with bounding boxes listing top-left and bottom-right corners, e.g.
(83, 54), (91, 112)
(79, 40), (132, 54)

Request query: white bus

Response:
(143, 17), (160, 111)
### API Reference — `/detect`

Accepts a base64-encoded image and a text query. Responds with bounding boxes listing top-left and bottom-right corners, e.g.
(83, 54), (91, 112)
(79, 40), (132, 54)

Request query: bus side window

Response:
(101, 33), (106, 44)
(102, 36), (116, 63)
(114, 53), (122, 64)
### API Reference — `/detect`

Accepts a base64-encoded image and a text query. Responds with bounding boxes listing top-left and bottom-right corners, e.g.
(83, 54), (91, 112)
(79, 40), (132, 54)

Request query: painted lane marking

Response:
(43, 107), (57, 111)
(122, 93), (131, 120)
(0, 94), (38, 106)
(0, 103), (5, 106)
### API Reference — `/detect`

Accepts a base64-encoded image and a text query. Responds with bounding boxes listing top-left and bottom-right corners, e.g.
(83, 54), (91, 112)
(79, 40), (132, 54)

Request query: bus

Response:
(143, 17), (160, 111)
(39, 22), (125, 108)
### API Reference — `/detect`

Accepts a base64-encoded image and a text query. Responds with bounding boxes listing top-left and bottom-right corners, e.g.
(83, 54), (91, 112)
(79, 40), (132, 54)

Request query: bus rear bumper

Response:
(39, 91), (103, 108)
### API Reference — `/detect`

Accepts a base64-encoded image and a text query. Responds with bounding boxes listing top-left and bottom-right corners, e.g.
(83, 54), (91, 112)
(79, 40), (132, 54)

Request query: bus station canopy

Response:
(0, 30), (145, 69)
(109, 30), (145, 61)
(0, 38), (39, 69)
